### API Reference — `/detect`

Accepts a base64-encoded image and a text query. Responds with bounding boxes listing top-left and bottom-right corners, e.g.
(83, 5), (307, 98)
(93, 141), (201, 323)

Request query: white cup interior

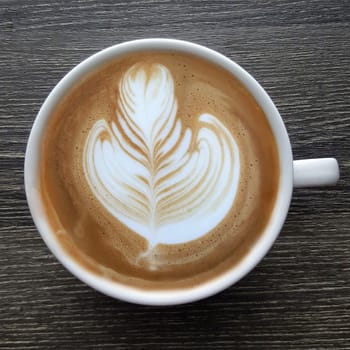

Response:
(25, 39), (293, 305)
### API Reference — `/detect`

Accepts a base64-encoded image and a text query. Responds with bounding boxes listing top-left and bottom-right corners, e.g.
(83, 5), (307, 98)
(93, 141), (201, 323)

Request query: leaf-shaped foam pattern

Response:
(83, 63), (240, 246)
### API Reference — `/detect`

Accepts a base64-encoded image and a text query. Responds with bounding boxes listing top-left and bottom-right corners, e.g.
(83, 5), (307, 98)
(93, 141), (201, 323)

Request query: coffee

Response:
(40, 51), (279, 289)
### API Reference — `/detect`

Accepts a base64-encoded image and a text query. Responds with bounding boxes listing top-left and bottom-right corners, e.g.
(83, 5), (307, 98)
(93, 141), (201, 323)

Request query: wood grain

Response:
(0, 0), (349, 349)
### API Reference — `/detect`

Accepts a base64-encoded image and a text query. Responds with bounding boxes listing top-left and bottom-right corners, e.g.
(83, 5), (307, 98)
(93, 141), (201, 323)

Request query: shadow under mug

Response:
(24, 39), (339, 305)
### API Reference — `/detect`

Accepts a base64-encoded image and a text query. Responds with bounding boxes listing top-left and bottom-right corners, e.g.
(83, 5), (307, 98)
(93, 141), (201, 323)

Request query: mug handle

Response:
(293, 158), (339, 187)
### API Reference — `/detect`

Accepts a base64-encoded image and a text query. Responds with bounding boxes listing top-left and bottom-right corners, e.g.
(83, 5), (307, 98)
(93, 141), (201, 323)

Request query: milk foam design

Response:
(83, 63), (240, 246)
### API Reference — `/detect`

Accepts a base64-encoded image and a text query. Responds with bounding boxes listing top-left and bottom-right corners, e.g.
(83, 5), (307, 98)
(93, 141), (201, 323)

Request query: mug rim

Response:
(25, 38), (293, 305)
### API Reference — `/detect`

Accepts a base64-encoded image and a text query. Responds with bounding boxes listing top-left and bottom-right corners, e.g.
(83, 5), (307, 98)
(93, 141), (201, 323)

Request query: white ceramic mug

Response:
(25, 39), (339, 305)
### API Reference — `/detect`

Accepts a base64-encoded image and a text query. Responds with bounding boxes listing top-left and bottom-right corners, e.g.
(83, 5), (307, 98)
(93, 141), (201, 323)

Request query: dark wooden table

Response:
(1, 1), (349, 348)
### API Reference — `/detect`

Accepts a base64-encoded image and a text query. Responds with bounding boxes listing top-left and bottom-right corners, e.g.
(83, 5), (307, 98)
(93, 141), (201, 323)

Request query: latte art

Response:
(84, 64), (240, 246)
(40, 51), (279, 290)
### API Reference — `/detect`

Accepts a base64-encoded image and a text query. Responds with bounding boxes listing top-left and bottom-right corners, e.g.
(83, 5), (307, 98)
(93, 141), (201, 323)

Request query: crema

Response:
(40, 51), (279, 289)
